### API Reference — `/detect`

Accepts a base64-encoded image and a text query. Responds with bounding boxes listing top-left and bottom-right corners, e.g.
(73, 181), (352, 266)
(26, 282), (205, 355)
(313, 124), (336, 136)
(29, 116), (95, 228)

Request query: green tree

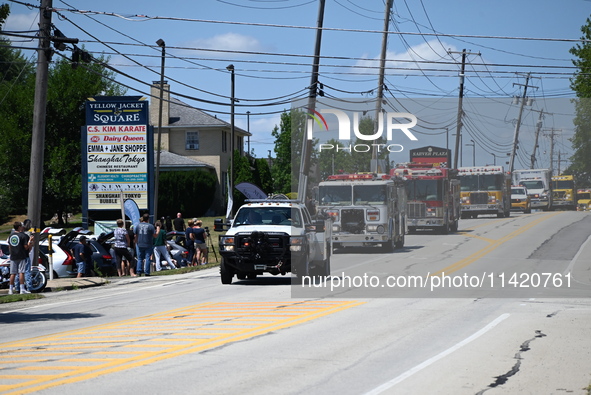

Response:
(158, 170), (217, 218)
(0, 46), (124, 224)
(350, 116), (390, 173)
(317, 138), (353, 181)
(271, 109), (312, 195)
(567, 17), (591, 186)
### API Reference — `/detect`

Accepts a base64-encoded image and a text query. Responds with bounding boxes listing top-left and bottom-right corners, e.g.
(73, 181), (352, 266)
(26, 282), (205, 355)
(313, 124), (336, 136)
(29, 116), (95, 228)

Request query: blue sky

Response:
(4, 0), (590, 170)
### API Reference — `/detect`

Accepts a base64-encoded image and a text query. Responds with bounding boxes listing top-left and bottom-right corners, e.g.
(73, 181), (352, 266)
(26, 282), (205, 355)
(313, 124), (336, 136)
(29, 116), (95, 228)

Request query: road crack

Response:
(475, 330), (546, 394)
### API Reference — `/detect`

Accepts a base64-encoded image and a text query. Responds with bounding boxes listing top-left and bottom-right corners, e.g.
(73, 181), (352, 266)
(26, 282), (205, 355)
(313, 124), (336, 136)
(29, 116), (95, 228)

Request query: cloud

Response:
(4, 12), (39, 48)
(354, 39), (461, 75)
(185, 33), (266, 56)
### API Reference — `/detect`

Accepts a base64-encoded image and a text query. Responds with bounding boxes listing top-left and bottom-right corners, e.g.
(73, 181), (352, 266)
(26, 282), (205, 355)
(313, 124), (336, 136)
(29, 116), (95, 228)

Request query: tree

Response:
(317, 138), (353, 181)
(0, 44), (124, 224)
(271, 109), (312, 195)
(158, 170), (217, 218)
(567, 17), (591, 186)
(350, 116), (390, 173)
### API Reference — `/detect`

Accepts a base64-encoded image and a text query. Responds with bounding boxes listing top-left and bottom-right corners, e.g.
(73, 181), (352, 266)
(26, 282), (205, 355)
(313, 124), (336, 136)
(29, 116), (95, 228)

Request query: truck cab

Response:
(217, 199), (331, 284)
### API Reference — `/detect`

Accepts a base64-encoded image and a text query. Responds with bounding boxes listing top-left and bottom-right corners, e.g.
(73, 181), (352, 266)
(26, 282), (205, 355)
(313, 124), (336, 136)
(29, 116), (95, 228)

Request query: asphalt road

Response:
(1, 210), (590, 395)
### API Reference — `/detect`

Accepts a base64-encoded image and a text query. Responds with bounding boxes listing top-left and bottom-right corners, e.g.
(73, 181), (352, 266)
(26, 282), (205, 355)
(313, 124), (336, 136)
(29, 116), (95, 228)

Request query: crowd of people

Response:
(106, 212), (209, 277)
(4, 213), (210, 293)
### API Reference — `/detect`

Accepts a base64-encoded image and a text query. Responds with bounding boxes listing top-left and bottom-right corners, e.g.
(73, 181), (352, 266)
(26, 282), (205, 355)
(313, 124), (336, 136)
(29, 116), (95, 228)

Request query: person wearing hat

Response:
(73, 236), (92, 278)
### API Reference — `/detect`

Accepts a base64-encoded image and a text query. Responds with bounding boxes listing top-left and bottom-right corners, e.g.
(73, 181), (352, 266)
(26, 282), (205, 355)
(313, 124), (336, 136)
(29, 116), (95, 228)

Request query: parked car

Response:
(67, 235), (116, 276)
(511, 186), (532, 213)
(38, 227), (93, 278)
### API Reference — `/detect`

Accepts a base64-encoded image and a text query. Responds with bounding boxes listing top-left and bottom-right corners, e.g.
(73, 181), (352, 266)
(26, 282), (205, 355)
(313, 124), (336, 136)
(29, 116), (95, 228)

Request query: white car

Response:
(37, 227), (93, 278)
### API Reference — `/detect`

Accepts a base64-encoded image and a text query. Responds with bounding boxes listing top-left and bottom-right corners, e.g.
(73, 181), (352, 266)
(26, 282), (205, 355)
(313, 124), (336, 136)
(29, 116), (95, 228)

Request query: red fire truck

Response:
(391, 163), (461, 234)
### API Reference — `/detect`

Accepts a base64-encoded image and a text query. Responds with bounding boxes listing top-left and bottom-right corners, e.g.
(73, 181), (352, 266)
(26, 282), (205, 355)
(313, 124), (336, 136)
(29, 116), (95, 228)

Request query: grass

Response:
(0, 293), (44, 303)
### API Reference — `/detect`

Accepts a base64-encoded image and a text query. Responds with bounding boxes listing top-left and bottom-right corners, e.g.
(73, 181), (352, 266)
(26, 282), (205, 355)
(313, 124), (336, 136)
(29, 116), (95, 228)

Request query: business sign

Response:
(410, 146), (451, 167)
(83, 96), (153, 211)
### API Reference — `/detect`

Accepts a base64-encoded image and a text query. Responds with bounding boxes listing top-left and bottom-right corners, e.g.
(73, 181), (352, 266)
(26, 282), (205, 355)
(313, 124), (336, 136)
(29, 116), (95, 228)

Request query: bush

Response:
(157, 170), (217, 218)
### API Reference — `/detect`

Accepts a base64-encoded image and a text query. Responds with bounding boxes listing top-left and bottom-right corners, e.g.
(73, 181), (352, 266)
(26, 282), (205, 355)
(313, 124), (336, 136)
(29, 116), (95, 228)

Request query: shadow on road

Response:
(1, 312), (102, 324)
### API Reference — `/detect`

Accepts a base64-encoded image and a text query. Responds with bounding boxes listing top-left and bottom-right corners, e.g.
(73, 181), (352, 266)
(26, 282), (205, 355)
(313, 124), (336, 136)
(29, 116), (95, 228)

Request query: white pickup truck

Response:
(216, 199), (332, 284)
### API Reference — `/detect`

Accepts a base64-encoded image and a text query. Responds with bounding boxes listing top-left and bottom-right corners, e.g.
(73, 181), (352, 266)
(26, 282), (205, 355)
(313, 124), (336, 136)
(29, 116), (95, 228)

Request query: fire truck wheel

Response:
(395, 234), (404, 249)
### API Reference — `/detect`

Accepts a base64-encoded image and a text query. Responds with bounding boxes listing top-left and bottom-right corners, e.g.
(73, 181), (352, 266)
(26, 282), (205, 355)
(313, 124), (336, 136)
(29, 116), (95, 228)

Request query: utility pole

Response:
(508, 72), (537, 173)
(298, 0), (325, 202)
(530, 109), (544, 169)
(371, 0), (393, 174)
(544, 128), (560, 176)
(28, 0), (53, 268)
(449, 49), (480, 169)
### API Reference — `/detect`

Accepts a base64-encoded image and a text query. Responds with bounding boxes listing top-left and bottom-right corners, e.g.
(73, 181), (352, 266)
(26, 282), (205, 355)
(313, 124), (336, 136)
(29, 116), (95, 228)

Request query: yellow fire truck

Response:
(458, 166), (512, 219)
(551, 175), (576, 211)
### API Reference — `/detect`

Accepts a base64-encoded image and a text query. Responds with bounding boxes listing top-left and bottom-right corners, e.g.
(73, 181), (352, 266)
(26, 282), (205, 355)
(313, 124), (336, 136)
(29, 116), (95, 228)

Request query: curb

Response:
(45, 277), (108, 292)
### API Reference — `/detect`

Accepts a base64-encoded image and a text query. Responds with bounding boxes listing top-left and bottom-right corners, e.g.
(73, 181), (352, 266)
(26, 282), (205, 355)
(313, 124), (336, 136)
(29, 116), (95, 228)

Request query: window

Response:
(222, 131), (227, 153)
(185, 131), (199, 150)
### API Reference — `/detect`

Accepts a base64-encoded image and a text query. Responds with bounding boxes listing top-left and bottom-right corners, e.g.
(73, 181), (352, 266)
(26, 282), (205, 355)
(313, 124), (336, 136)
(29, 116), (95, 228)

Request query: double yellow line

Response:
(431, 212), (559, 276)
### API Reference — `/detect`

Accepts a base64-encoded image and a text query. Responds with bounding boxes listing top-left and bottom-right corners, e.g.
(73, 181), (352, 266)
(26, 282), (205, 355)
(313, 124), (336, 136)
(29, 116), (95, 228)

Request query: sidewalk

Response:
(45, 277), (107, 291)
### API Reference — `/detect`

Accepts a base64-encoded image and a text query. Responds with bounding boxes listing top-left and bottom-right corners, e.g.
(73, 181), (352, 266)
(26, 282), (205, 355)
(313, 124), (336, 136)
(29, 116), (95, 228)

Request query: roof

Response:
(168, 98), (249, 136)
(155, 150), (214, 170)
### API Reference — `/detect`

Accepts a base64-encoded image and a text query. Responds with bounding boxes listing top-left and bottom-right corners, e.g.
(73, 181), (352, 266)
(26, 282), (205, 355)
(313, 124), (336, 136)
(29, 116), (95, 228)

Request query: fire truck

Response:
(458, 166), (512, 218)
(551, 175), (576, 211)
(317, 173), (406, 251)
(391, 163), (461, 234)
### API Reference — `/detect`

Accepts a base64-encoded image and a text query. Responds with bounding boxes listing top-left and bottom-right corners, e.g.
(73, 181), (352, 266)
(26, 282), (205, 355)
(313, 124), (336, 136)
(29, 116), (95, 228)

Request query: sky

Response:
(3, 0), (591, 172)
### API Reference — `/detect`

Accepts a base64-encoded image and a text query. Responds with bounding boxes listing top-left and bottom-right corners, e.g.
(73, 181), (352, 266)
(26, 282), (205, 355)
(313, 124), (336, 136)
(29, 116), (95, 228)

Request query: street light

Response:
(154, 38), (165, 222)
(466, 139), (475, 166)
(491, 152), (498, 165)
(227, 64), (235, 218)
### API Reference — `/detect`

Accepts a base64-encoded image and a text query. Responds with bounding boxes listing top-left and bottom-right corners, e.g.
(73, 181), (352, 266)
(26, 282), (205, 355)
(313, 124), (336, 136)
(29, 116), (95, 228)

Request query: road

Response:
(1, 210), (590, 395)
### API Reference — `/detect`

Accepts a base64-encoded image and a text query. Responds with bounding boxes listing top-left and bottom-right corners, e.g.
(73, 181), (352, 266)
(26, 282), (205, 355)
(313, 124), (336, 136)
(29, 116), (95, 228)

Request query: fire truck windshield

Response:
(353, 185), (387, 205)
(520, 180), (544, 190)
(460, 174), (504, 191)
(319, 185), (352, 205)
(552, 180), (574, 189)
(407, 179), (442, 201)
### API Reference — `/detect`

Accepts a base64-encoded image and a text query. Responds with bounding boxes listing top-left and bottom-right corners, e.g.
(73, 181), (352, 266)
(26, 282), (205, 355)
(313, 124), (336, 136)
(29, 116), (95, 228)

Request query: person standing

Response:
(113, 219), (134, 277)
(8, 222), (33, 294)
(191, 220), (208, 265)
(173, 212), (185, 244)
(124, 221), (137, 276)
(135, 213), (156, 276)
(13, 218), (32, 292)
(173, 212), (185, 232)
(165, 216), (173, 233)
(73, 236), (92, 278)
(184, 219), (195, 267)
(153, 220), (176, 271)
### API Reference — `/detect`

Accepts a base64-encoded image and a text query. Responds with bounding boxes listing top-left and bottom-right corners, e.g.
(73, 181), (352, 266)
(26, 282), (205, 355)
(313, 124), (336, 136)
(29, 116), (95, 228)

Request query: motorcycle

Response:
(1, 256), (48, 293)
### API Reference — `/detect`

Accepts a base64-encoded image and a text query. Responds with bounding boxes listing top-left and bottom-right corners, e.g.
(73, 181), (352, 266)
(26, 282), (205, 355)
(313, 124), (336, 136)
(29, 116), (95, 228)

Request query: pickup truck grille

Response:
(470, 192), (489, 205)
(234, 231), (289, 260)
(407, 202), (426, 218)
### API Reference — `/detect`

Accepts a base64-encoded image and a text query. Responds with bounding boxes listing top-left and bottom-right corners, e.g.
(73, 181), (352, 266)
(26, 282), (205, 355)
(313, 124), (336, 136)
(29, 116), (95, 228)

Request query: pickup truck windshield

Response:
(234, 207), (302, 227)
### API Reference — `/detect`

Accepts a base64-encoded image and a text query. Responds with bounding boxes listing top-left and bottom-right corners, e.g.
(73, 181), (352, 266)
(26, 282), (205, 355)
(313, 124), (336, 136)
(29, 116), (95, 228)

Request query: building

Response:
(149, 82), (250, 214)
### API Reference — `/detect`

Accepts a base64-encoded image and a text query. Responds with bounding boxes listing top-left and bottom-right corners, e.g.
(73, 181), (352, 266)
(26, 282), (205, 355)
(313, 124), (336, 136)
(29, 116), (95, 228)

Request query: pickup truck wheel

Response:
(220, 258), (234, 284)
(236, 273), (246, 280)
(247, 273), (257, 280)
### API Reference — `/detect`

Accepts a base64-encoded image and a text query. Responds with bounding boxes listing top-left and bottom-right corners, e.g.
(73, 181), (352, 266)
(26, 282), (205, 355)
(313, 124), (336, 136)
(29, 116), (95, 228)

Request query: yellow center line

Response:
(0, 300), (363, 395)
(432, 212), (560, 276)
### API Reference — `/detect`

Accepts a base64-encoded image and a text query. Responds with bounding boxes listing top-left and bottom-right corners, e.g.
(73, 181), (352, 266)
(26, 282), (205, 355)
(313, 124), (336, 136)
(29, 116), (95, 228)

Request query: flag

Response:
(226, 177), (233, 220)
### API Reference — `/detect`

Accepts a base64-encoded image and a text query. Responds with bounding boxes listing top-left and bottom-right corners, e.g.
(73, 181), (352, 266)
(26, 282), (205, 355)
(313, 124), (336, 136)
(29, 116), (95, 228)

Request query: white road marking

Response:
(364, 313), (511, 395)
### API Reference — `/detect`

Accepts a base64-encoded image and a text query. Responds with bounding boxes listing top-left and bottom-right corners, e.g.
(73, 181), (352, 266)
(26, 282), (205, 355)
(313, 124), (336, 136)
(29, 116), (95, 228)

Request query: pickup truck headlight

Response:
(290, 236), (305, 252)
(220, 236), (235, 252)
